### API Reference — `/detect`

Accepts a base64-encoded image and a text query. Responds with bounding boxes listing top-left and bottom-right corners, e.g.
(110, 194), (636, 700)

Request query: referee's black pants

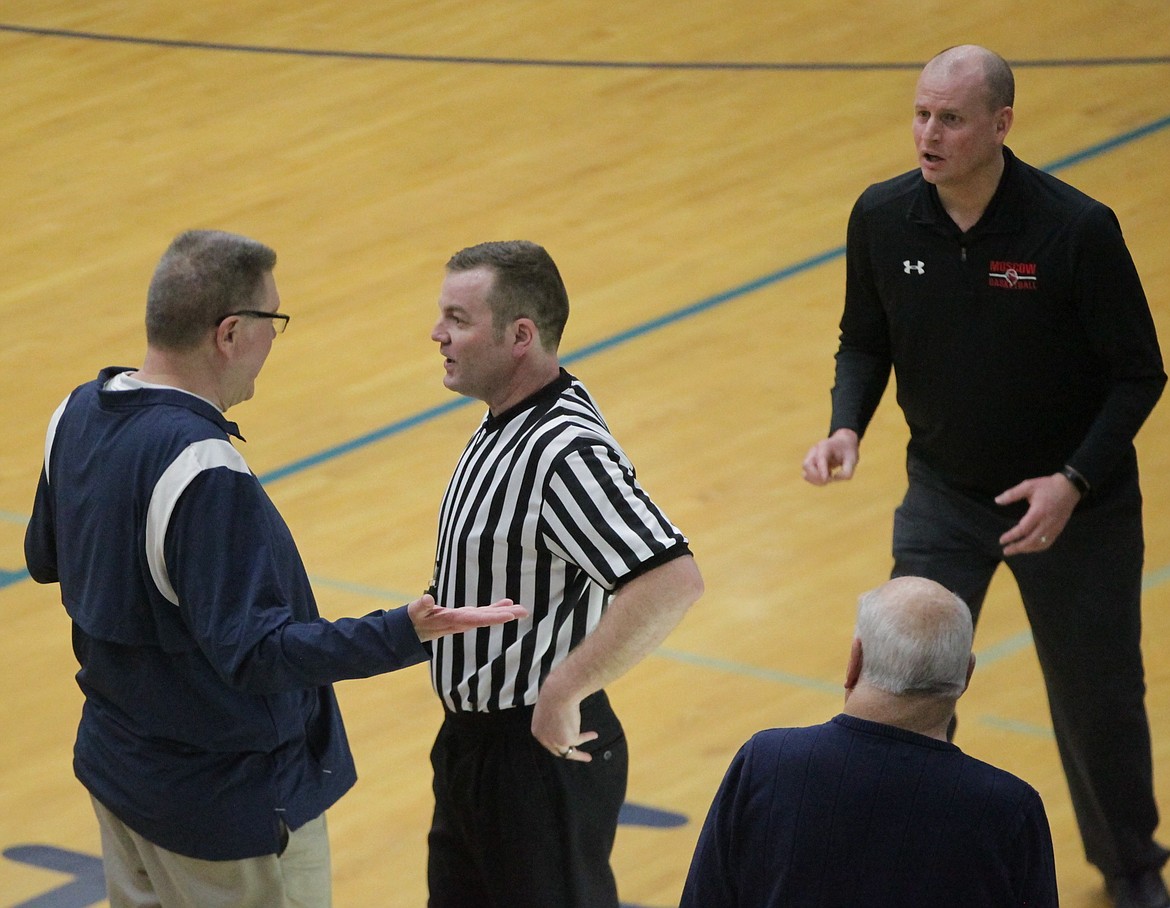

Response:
(893, 455), (1164, 879)
(427, 690), (628, 908)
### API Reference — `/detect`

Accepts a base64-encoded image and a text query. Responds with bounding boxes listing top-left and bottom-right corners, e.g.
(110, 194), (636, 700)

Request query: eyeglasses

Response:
(216, 310), (290, 334)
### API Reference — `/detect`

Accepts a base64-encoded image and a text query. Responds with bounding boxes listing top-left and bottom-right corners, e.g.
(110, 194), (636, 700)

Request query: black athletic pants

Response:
(427, 690), (628, 908)
(893, 455), (1163, 878)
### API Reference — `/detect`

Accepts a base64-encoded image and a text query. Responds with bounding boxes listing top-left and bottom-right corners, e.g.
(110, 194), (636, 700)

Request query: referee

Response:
(424, 240), (704, 907)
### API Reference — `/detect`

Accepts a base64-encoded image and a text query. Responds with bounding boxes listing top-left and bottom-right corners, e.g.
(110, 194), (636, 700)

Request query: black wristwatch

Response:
(1060, 465), (1090, 496)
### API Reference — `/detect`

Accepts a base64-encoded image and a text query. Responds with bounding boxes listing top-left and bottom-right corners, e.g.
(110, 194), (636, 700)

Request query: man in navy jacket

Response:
(25, 229), (525, 907)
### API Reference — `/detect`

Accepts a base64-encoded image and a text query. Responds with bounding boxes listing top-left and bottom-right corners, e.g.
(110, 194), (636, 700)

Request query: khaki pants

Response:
(91, 795), (332, 908)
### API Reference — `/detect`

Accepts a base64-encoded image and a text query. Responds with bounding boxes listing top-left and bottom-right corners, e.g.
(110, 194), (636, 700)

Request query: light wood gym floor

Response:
(2, 3), (1169, 905)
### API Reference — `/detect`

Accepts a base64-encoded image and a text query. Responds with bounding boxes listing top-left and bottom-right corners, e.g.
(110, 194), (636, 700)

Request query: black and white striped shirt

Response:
(428, 370), (690, 712)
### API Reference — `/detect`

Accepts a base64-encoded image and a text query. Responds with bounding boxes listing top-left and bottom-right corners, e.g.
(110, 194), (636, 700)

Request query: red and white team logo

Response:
(988, 260), (1038, 290)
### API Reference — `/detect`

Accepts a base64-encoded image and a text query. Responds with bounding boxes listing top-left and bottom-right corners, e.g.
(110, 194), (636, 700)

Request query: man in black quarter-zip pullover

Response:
(802, 44), (1167, 908)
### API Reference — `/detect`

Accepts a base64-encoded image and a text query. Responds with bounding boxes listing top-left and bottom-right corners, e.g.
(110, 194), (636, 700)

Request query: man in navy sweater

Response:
(24, 229), (525, 908)
(680, 576), (1057, 907)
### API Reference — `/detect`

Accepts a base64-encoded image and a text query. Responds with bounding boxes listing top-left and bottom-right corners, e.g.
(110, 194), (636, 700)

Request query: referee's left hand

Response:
(532, 685), (599, 763)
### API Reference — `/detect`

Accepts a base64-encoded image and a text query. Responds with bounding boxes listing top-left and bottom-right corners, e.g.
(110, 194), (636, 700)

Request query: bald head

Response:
(923, 45), (1015, 112)
(855, 577), (973, 698)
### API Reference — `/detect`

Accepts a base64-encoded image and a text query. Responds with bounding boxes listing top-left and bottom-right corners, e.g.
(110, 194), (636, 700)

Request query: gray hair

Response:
(145, 230), (277, 351)
(446, 240), (569, 349)
(855, 577), (973, 698)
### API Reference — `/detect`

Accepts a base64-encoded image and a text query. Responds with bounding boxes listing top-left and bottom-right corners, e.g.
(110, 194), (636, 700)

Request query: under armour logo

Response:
(903, 260), (925, 275)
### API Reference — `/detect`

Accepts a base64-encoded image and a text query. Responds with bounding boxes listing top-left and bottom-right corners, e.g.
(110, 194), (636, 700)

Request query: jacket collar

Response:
(95, 366), (245, 440)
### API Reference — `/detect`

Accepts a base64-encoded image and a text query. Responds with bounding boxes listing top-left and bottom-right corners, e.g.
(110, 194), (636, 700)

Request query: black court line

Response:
(2, 20), (1170, 585)
(3, 22), (1170, 70)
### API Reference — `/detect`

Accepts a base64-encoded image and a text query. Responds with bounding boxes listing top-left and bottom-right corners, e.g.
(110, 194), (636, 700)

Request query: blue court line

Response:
(1045, 113), (1170, 170)
(3, 117), (1170, 602)
(254, 112), (1170, 488)
(970, 631), (1035, 668)
(1, 568), (28, 588)
(1143, 563), (1170, 591)
(307, 575), (415, 602)
(3, 24), (1170, 71)
(560, 247), (847, 366)
(977, 716), (1056, 740)
(651, 568), (1170, 741)
(0, 562), (1156, 743)
(653, 643), (1059, 740)
(654, 647), (845, 695)
(259, 397), (471, 484)
(654, 644), (1052, 740)
(654, 633), (1036, 696)
(257, 245), (846, 486)
(662, 559), (1170, 687)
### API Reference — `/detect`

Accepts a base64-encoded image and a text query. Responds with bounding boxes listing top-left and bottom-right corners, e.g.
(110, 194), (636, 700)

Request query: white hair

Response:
(855, 577), (973, 698)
